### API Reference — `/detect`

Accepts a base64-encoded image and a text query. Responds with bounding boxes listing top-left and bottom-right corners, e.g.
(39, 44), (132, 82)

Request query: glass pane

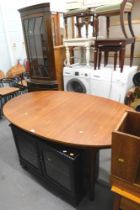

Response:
(34, 17), (44, 66)
(28, 18), (36, 59)
(43, 150), (71, 191)
(23, 16), (49, 78)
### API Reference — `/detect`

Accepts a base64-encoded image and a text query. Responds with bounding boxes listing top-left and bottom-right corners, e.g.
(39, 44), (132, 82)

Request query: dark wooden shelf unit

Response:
(18, 3), (59, 90)
(10, 124), (86, 205)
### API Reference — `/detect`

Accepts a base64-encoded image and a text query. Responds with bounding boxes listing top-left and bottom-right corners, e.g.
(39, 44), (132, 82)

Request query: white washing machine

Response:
(110, 65), (138, 103)
(90, 65), (138, 103)
(90, 66), (112, 98)
(63, 64), (92, 94)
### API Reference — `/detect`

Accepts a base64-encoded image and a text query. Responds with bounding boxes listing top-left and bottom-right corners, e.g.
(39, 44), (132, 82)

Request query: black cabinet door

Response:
(19, 3), (56, 81)
(40, 142), (83, 195)
(11, 125), (42, 175)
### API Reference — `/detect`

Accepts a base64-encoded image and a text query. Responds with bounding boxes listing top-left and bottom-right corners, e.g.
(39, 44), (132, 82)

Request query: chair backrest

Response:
(6, 64), (25, 78)
(64, 8), (94, 38)
(0, 70), (5, 79)
(121, 0), (136, 12)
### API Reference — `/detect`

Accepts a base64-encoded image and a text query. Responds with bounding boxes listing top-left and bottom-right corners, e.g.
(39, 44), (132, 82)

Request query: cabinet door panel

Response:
(19, 4), (62, 83)
(112, 132), (140, 182)
(23, 16), (50, 78)
(11, 125), (42, 173)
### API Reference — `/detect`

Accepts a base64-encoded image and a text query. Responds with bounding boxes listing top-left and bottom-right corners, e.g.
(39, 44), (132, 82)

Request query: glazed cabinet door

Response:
(11, 124), (42, 175)
(19, 3), (56, 81)
(22, 15), (55, 80)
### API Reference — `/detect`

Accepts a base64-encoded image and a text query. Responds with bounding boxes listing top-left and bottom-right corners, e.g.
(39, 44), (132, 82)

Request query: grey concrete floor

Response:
(0, 117), (114, 210)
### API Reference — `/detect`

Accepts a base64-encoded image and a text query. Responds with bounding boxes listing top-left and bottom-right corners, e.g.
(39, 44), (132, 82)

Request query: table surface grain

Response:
(3, 91), (131, 148)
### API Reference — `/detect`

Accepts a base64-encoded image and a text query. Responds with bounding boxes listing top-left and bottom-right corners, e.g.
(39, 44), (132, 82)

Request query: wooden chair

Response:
(63, 8), (95, 66)
(64, 8), (94, 39)
(94, 0), (136, 39)
(94, 38), (135, 72)
(93, 0), (136, 71)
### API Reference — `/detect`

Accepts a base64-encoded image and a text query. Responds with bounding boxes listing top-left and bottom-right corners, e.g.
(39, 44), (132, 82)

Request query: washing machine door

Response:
(66, 78), (87, 93)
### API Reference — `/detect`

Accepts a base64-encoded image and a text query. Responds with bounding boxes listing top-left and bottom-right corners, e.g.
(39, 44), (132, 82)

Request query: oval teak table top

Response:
(3, 91), (131, 148)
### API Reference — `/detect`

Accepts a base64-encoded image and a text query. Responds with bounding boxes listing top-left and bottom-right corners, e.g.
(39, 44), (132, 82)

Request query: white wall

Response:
(0, 0), (67, 73)
(0, 5), (11, 71)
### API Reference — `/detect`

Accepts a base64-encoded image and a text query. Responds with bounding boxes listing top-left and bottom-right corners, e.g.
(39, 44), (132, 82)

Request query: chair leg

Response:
(119, 51), (121, 68)
(94, 47), (98, 70)
(94, 15), (99, 38)
(120, 12), (128, 38)
(114, 51), (118, 70)
(98, 49), (102, 69)
(120, 46), (125, 73)
(128, 12), (135, 37)
(106, 16), (110, 38)
(92, 15), (94, 37)
(76, 16), (82, 38)
(104, 51), (109, 66)
(130, 41), (135, 66)
(64, 17), (68, 39)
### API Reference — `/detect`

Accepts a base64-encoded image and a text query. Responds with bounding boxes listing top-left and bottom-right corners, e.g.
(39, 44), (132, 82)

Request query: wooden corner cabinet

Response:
(18, 3), (64, 90)
(111, 110), (140, 210)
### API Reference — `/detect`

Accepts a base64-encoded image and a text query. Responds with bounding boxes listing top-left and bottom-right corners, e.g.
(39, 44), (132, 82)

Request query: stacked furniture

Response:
(0, 64), (29, 118)
(63, 0), (136, 70)
(63, 0), (137, 106)
(94, 38), (135, 72)
(93, 0), (136, 72)
(63, 8), (95, 66)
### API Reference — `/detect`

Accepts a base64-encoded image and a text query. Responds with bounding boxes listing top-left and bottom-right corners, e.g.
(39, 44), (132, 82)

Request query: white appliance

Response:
(63, 64), (92, 94)
(90, 66), (112, 99)
(110, 65), (138, 103)
(90, 65), (138, 103)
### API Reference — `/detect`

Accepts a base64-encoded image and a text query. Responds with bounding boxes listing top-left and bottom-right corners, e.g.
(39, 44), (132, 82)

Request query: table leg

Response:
(88, 148), (99, 200)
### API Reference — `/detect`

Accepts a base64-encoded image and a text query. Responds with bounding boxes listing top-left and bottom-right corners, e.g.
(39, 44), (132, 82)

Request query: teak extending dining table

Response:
(3, 91), (131, 200)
